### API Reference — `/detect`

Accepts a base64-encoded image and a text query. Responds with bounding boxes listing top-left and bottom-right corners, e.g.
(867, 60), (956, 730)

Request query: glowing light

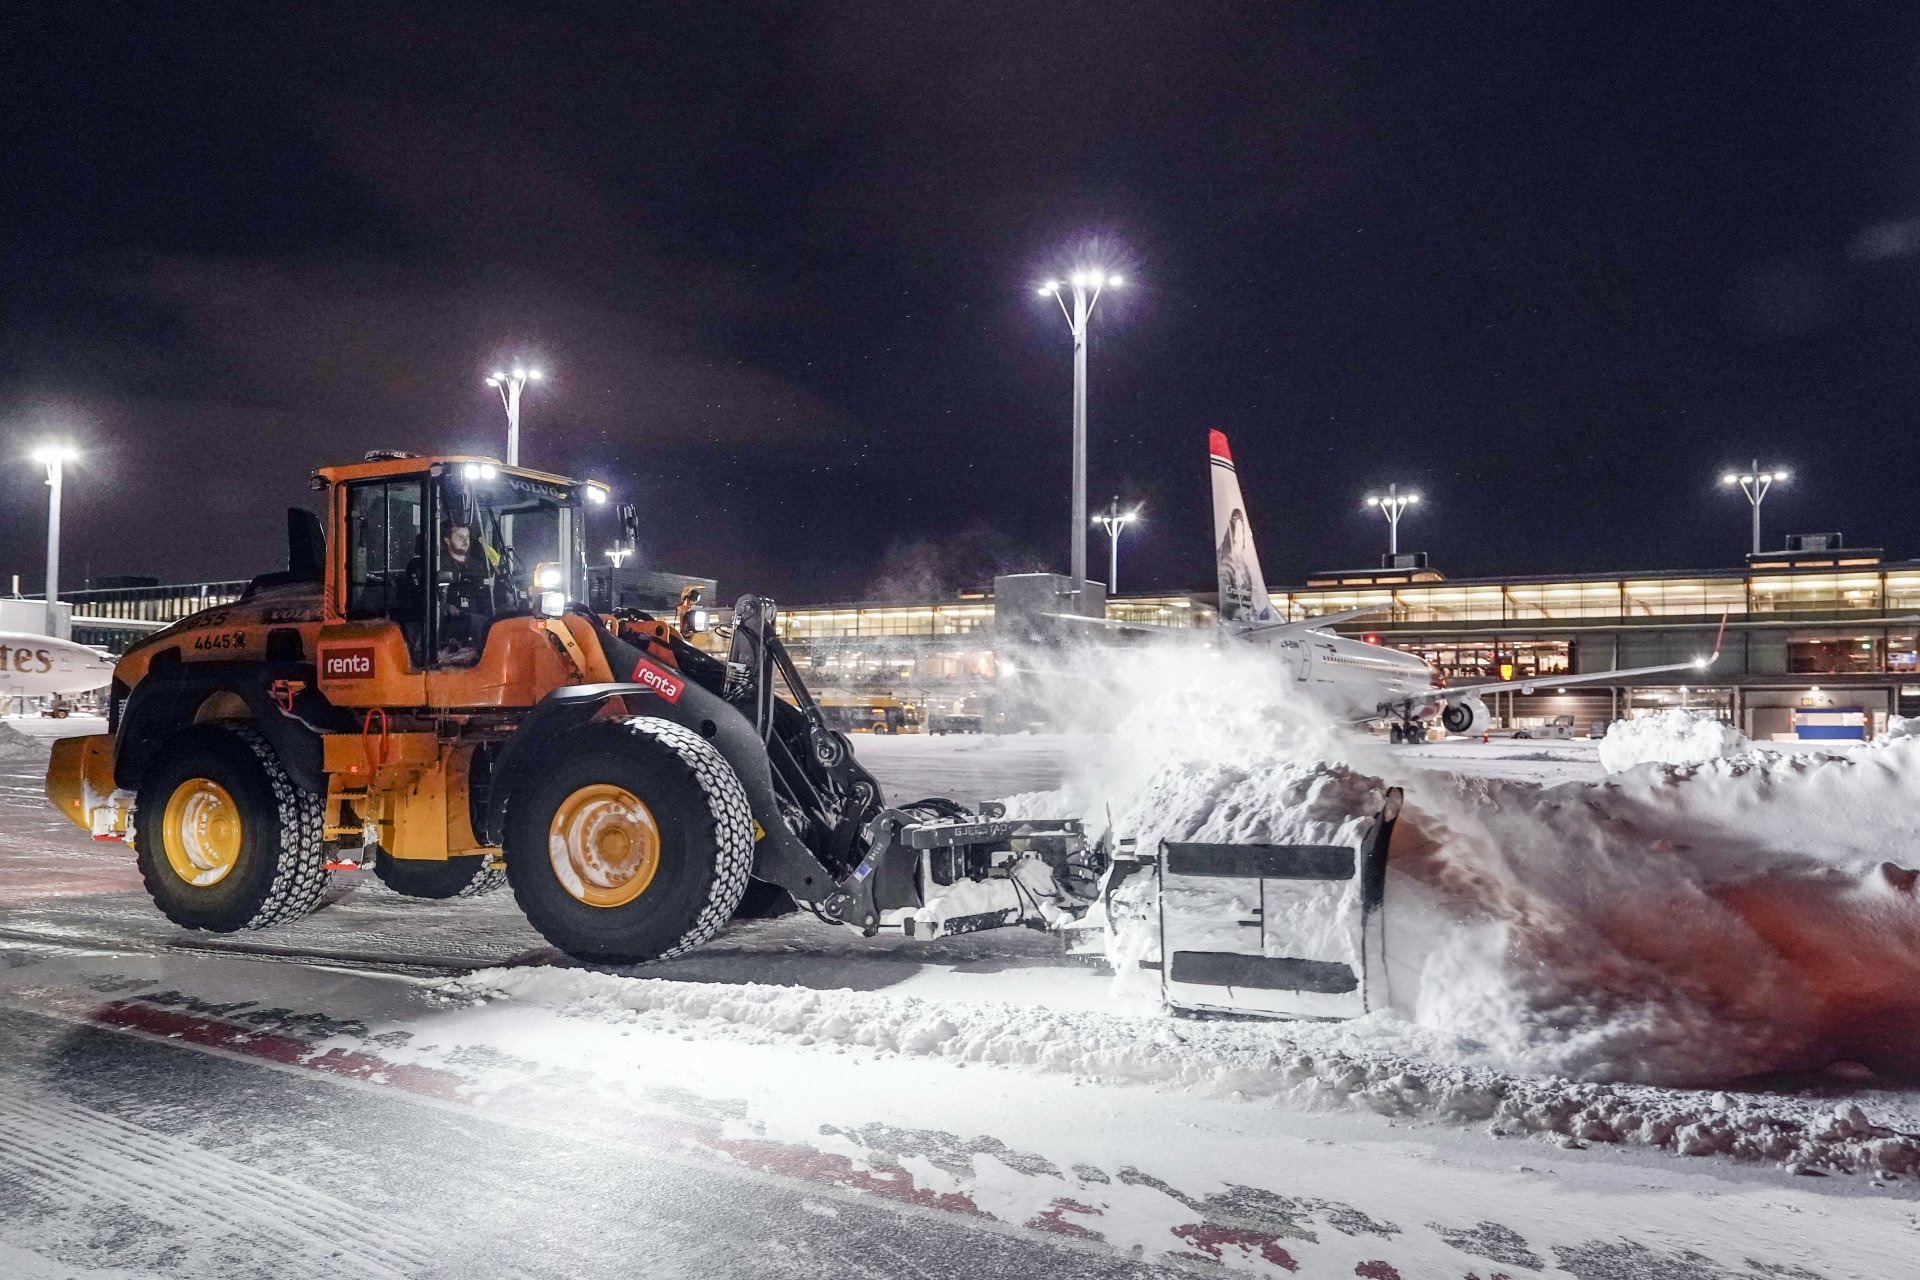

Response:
(480, 464), (497, 479)
(30, 443), (79, 465)
(537, 566), (564, 590)
(1107, 274), (1123, 287)
(528, 369), (543, 381)
(585, 484), (608, 504)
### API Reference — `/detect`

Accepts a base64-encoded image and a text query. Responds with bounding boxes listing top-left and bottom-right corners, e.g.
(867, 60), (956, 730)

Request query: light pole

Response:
(1092, 496), (1142, 593)
(485, 366), (544, 466)
(1036, 269), (1123, 603)
(1363, 483), (1421, 556)
(1720, 460), (1789, 555)
(30, 444), (78, 637)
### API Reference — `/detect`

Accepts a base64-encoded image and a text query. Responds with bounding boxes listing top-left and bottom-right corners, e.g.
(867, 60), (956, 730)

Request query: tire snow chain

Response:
(225, 722), (332, 929)
(612, 716), (756, 959)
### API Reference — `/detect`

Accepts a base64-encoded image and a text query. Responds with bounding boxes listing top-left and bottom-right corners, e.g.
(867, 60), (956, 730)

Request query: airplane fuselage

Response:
(0, 632), (117, 704)
(1249, 627), (1439, 722)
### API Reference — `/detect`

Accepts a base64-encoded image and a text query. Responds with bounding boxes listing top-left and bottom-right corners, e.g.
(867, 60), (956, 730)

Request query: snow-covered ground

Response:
(5, 684), (1920, 1277)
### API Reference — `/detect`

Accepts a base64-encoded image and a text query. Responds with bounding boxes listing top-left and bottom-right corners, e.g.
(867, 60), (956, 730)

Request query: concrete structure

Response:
(0, 598), (73, 641)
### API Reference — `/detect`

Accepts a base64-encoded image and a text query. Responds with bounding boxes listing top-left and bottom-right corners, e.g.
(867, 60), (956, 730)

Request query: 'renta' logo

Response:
(630, 656), (684, 703)
(321, 646), (376, 680)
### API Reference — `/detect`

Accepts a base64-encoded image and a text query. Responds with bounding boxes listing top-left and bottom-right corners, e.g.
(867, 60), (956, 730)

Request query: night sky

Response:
(6, 4), (1920, 605)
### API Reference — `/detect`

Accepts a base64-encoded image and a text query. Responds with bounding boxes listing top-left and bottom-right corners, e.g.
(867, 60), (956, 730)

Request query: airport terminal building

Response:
(34, 534), (1919, 739)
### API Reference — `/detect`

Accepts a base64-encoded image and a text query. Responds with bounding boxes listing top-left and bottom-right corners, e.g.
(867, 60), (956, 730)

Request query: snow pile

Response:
(1886, 715), (1919, 741)
(0, 723), (45, 761)
(1002, 638), (1920, 1086)
(1595, 709), (1749, 773)
(440, 966), (1920, 1178)
(1392, 743), (1920, 1084)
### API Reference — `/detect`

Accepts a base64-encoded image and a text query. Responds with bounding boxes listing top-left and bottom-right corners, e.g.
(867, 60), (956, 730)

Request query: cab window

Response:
(345, 478), (426, 660)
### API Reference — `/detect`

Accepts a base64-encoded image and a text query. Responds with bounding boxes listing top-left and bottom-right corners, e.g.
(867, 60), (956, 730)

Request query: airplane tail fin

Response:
(1209, 430), (1275, 624)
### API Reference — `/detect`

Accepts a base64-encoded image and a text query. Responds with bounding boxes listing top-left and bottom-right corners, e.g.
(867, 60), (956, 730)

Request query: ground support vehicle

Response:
(46, 453), (1100, 964)
(1510, 715), (1576, 741)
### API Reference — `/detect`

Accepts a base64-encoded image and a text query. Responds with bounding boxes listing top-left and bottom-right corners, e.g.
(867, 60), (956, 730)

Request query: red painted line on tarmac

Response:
(89, 999), (477, 1102)
(688, 1129), (987, 1219)
(1027, 1197), (1105, 1239)
(1174, 1222), (1300, 1271)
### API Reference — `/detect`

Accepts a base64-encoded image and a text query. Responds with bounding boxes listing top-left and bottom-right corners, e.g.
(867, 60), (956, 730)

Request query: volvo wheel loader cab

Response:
(48, 450), (1107, 965)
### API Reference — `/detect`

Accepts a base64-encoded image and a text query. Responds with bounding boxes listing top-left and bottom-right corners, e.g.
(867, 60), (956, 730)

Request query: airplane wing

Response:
(1440, 658), (1712, 700)
(1437, 612), (1729, 701)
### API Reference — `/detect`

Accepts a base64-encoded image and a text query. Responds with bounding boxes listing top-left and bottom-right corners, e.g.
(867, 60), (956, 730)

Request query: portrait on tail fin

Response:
(1217, 507), (1261, 623)
(1208, 429), (1274, 623)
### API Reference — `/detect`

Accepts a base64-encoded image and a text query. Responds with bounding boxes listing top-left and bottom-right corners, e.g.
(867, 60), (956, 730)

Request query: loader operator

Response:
(435, 520), (494, 664)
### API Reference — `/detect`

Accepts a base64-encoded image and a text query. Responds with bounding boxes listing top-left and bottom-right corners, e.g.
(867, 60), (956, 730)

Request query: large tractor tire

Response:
(504, 717), (755, 965)
(373, 851), (507, 900)
(134, 723), (331, 932)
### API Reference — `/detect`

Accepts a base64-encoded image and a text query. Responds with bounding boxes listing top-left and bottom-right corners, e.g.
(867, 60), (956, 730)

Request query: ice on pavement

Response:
(0, 722), (48, 761)
(1595, 707), (1750, 772)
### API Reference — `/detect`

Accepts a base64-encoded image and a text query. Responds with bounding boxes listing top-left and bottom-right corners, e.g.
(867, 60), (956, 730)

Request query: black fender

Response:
(114, 655), (342, 795)
(483, 679), (843, 904)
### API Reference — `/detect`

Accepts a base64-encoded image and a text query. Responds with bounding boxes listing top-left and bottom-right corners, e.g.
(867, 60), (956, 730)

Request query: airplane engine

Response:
(1440, 695), (1491, 737)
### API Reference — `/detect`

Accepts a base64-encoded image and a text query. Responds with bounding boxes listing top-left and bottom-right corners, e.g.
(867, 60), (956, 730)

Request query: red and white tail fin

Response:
(1209, 430), (1275, 624)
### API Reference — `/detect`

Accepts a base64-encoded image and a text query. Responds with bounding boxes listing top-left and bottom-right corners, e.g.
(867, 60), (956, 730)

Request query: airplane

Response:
(0, 631), (117, 716)
(1070, 430), (1719, 741)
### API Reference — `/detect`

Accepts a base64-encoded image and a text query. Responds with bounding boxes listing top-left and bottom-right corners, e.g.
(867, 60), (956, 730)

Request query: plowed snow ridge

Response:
(440, 967), (1920, 1177)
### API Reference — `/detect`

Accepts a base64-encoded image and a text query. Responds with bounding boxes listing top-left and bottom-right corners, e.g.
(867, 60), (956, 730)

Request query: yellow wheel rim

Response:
(162, 777), (243, 888)
(548, 783), (661, 909)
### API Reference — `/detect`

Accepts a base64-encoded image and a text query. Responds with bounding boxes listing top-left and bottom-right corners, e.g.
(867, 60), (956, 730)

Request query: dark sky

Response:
(6, 3), (1920, 603)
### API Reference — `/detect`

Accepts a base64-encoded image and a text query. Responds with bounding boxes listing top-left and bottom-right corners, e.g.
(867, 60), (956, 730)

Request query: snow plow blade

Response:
(1154, 788), (1401, 1020)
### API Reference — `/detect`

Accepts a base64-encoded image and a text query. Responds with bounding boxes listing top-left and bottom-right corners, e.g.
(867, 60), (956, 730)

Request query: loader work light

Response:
(539, 590), (566, 617)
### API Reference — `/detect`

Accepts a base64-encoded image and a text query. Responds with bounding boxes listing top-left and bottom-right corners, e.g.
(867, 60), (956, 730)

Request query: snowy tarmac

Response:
(3, 717), (1916, 1278)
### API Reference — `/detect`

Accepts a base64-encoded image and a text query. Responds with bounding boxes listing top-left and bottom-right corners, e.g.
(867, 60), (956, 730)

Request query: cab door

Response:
(316, 476), (429, 708)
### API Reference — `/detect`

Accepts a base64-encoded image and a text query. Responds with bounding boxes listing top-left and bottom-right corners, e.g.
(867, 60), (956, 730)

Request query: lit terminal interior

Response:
(43, 537), (1919, 738)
